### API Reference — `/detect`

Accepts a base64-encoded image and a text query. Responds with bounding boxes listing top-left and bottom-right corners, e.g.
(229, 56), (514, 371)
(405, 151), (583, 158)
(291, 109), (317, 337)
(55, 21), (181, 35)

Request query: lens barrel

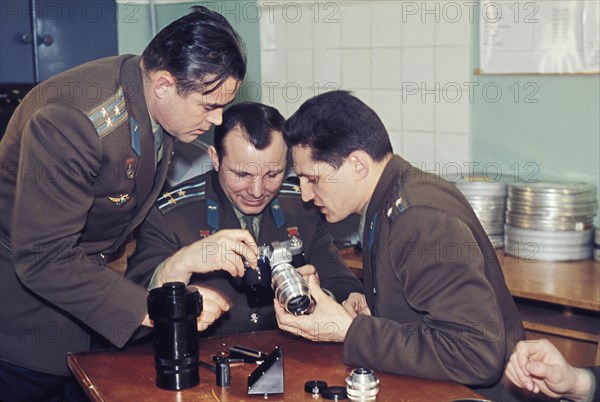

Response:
(271, 262), (312, 315)
(346, 368), (380, 401)
(147, 282), (202, 390)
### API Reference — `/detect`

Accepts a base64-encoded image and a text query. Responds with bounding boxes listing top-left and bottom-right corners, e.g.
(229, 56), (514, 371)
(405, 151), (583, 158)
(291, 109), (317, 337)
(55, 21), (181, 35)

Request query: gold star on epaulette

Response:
(168, 198), (176, 205)
(273, 204), (280, 210)
(163, 192), (172, 198)
(101, 107), (108, 117)
(208, 205), (217, 210)
(178, 190), (186, 197)
(114, 105), (120, 115)
(105, 117), (112, 127)
(293, 185), (300, 192)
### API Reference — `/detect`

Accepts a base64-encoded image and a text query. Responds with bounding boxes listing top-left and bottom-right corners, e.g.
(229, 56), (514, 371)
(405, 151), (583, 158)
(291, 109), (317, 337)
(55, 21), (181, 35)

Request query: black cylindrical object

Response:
(147, 282), (202, 390)
(214, 356), (230, 387)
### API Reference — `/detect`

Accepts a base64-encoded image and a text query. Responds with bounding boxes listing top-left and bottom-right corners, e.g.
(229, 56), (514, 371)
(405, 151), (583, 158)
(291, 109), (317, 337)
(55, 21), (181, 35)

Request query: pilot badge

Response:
(108, 194), (130, 206)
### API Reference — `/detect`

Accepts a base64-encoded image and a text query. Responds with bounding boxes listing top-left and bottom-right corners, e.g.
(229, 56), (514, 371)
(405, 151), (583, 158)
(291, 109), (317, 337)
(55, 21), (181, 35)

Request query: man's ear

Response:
(153, 71), (176, 99)
(348, 151), (370, 180)
(208, 146), (220, 171)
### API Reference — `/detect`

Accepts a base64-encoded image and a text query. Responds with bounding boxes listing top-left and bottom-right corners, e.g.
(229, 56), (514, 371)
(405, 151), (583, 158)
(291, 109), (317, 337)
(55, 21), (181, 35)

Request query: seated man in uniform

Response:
(273, 91), (525, 400)
(126, 102), (364, 335)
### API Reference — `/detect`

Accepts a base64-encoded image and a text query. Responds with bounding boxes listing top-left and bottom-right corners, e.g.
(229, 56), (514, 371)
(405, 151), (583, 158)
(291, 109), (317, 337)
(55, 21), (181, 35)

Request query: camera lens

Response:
(147, 282), (202, 390)
(271, 263), (312, 315)
(286, 295), (311, 314)
(346, 368), (379, 401)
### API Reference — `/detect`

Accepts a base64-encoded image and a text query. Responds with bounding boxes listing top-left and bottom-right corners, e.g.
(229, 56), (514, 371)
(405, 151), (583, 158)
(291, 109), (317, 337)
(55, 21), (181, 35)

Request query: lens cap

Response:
(322, 386), (348, 400)
(304, 380), (328, 394)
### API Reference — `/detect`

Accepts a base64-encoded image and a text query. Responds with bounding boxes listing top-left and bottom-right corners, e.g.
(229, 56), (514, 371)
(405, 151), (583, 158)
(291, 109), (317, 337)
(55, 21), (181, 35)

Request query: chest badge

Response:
(199, 230), (211, 239)
(125, 157), (136, 180)
(287, 226), (299, 237)
(108, 194), (130, 206)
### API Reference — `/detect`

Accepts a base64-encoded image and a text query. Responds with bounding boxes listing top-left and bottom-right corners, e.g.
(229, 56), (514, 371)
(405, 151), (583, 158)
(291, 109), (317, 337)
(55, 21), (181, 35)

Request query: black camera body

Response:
(242, 236), (313, 315)
(147, 282), (202, 390)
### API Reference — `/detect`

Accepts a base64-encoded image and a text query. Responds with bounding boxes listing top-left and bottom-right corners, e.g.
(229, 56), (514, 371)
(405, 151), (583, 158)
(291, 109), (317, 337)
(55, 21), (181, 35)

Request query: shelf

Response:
(515, 298), (600, 343)
(498, 251), (600, 312)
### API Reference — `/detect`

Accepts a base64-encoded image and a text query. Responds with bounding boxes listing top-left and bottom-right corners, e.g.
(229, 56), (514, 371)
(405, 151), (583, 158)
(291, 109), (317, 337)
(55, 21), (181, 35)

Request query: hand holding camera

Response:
(160, 229), (259, 286)
(242, 235), (315, 315)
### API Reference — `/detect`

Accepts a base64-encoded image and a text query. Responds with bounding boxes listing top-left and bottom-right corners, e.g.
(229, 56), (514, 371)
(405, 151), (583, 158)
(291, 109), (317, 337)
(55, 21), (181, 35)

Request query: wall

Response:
(116, 0), (261, 103)
(470, 6), (600, 224)
(258, 0), (472, 169)
(116, 1), (599, 226)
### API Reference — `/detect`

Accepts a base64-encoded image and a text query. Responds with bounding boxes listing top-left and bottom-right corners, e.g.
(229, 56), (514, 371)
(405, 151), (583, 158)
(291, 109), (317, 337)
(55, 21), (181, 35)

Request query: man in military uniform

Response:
(274, 91), (525, 400)
(126, 102), (364, 336)
(0, 7), (246, 401)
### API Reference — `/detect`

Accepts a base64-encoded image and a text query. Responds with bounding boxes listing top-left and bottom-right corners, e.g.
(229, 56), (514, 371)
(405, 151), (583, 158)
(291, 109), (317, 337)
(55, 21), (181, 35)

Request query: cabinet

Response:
(1, 0), (118, 83)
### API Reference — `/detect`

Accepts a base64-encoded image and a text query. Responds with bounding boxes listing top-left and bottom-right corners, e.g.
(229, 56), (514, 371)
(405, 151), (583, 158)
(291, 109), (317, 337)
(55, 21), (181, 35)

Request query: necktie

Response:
(243, 215), (256, 240)
(153, 126), (164, 168)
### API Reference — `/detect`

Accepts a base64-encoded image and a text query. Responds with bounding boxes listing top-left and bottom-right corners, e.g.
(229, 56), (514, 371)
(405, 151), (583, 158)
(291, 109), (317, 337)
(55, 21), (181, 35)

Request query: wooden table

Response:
(68, 330), (485, 401)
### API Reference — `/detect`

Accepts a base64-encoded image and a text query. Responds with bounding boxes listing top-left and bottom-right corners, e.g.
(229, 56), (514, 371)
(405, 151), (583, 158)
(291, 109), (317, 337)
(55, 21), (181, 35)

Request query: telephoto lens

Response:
(346, 368), (380, 401)
(147, 282), (203, 390)
(265, 238), (313, 315)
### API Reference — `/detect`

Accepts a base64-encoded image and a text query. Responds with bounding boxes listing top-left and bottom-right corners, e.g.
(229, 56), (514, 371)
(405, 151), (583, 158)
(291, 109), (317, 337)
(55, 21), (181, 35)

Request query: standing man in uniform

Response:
(126, 102), (364, 336)
(0, 7), (248, 401)
(274, 91), (524, 399)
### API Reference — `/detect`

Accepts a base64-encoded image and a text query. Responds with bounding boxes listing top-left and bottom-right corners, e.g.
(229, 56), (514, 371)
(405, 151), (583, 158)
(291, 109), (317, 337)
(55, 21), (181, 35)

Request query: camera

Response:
(242, 235), (313, 315)
(147, 282), (203, 390)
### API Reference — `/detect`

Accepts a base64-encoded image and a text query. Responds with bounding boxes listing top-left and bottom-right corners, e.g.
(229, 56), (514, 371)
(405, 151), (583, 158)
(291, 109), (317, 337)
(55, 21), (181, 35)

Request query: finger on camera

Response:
(297, 264), (317, 276)
(229, 230), (259, 266)
(306, 275), (328, 302)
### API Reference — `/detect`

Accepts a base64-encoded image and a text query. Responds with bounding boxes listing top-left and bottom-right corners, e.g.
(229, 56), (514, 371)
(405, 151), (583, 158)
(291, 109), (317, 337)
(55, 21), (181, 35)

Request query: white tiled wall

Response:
(259, 0), (472, 171)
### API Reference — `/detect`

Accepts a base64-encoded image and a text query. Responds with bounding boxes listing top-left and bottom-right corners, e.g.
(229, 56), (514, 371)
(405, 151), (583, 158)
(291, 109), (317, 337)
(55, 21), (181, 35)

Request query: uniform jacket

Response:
(126, 170), (363, 336)
(0, 55), (174, 375)
(343, 155), (524, 387)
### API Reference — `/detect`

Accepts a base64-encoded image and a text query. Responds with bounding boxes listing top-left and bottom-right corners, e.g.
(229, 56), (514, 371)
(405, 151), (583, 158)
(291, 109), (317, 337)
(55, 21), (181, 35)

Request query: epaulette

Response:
(384, 183), (411, 222)
(157, 181), (207, 211)
(85, 86), (128, 138)
(279, 179), (302, 196)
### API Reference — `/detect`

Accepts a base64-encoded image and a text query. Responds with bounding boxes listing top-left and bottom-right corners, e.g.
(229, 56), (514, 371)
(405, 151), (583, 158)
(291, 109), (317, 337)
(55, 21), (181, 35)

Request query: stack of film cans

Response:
(455, 177), (507, 248)
(504, 182), (598, 261)
(595, 226), (600, 262)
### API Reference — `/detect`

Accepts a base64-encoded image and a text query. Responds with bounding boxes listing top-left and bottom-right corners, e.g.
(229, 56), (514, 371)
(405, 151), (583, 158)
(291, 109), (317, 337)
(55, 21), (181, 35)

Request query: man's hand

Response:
(158, 229), (258, 285)
(342, 292), (371, 318)
(188, 285), (231, 332)
(504, 339), (592, 402)
(140, 286), (231, 332)
(274, 275), (353, 342)
(297, 264), (319, 286)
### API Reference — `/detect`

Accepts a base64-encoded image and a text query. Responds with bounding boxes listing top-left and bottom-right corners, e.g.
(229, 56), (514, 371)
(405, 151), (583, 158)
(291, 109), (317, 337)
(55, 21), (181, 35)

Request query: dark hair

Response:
(214, 102), (286, 162)
(142, 6), (246, 95)
(284, 91), (393, 168)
